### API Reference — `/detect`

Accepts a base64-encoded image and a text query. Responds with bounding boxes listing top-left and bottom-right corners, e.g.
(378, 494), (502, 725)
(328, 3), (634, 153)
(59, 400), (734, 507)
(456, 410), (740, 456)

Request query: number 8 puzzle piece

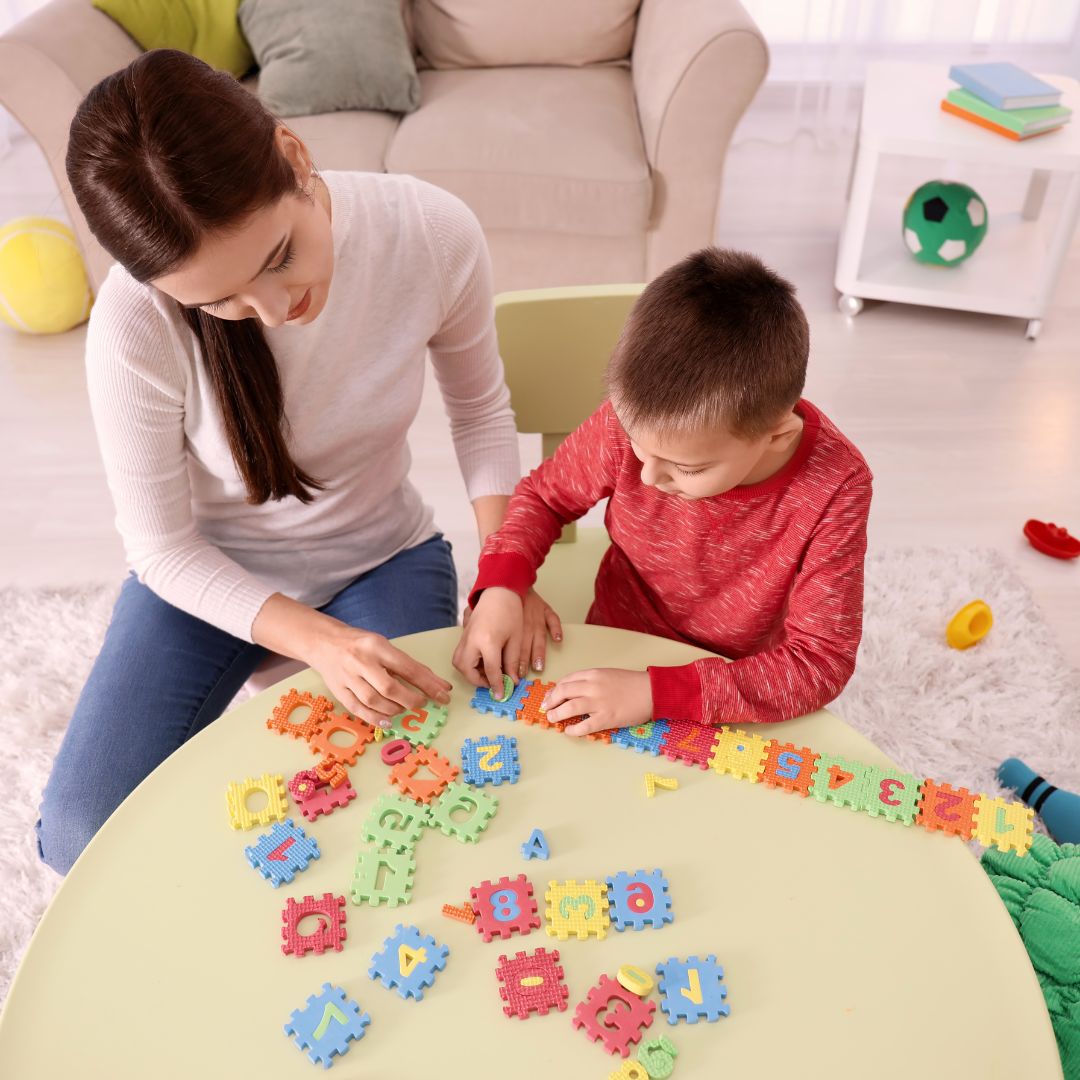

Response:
(545, 879), (610, 940)
(606, 869), (673, 931)
(471, 874), (540, 941)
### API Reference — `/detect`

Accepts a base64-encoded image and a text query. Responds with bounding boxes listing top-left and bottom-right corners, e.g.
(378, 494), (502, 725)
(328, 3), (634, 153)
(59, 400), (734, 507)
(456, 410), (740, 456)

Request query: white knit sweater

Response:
(85, 171), (520, 641)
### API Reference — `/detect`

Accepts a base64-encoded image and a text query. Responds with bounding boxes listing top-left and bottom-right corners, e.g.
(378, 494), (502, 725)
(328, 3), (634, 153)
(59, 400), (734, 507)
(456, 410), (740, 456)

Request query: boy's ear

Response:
(768, 410), (803, 448)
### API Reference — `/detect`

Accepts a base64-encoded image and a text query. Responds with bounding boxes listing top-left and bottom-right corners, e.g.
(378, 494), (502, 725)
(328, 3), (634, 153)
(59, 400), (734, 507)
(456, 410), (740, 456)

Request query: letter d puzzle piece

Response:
(545, 879), (610, 940)
(226, 772), (288, 830)
(496, 947), (569, 1019)
(606, 869), (673, 931)
(709, 729), (770, 782)
(656, 955), (729, 1024)
(369, 924), (449, 1001)
(611, 719), (670, 755)
(917, 779), (978, 838)
(572, 974), (655, 1057)
(245, 819), (320, 888)
(284, 982), (370, 1069)
(281, 893), (347, 958)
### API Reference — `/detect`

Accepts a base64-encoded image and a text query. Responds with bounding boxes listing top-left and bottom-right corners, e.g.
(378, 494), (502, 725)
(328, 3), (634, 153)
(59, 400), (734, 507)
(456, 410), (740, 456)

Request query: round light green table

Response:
(0, 626), (1061, 1078)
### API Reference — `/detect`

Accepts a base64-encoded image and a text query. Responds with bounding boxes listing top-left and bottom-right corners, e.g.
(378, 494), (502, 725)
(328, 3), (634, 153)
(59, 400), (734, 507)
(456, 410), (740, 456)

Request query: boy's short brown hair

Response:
(607, 247), (809, 440)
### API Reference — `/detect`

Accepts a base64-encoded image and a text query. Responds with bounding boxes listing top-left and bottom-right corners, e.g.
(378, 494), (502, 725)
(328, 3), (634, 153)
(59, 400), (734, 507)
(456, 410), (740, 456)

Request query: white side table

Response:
(835, 61), (1080, 339)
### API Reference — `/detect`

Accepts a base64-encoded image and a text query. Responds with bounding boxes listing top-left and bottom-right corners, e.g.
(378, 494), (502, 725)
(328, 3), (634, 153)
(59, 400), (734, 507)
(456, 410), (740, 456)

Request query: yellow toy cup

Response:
(946, 600), (993, 649)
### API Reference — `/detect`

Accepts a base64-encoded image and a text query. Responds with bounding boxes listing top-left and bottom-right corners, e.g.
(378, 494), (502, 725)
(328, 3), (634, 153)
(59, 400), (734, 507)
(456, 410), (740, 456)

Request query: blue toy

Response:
(368, 924), (450, 1001)
(606, 869), (673, 931)
(611, 720), (670, 756)
(244, 819), (320, 888)
(656, 956), (729, 1024)
(521, 828), (550, 861)
(997, 758), (1080, 843)
(470, 678), (531, 719)
(284, 982), (370, 1068)
(461, 734), (520, 786)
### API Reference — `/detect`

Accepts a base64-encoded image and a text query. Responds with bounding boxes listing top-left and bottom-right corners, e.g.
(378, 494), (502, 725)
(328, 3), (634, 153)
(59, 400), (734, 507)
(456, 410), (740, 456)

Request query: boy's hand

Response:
(452, 586), (524, 692)
(542, 668), (653, 737)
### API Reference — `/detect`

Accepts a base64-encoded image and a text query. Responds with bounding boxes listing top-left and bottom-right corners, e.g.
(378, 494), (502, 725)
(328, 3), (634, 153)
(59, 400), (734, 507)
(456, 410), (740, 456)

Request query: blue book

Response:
(949, 62), (1061, 110)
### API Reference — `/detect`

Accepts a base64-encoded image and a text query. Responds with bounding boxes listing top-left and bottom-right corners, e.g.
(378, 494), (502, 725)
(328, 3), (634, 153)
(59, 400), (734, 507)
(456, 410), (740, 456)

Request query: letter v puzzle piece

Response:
(656, 955), (729, 1024)
(572, 974), (655, 1057)
(284, 982), (370, 1068)
(368, 924), (450, 1001)
(281, 893), (347, 958)
(266, 688), (334, 740)
(226, 773), (288, 830)
(496, 947), (569, 1019)
(471, 677), (532, 719)
(245, 819), (320, 888)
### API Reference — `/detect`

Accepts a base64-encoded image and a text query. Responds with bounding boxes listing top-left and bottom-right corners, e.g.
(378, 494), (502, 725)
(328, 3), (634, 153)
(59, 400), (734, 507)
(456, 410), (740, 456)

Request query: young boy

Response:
(452, 247), (872, 735)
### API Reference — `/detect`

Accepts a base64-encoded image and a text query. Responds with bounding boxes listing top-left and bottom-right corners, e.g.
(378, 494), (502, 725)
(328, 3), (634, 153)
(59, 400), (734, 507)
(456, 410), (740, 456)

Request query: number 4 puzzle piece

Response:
(656, 955), (729, 1024)
(368, 923), (450, 1000)
(284, 982), (370, 1068)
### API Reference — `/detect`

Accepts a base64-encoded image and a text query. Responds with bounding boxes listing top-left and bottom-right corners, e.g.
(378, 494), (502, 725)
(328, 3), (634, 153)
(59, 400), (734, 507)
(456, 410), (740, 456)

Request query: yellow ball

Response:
(0, 217), (93, 334)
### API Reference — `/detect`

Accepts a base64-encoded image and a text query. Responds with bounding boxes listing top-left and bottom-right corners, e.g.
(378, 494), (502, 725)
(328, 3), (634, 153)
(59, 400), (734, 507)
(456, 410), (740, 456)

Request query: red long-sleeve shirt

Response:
(469, 399), (872, 726)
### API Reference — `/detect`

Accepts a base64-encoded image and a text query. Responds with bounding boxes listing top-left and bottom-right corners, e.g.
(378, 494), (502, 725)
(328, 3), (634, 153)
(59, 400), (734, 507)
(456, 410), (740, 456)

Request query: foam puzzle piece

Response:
(226, 772), (288, 830)
(811, 752), (873, 812)
(461, 735), (520, 787)
(516, 680), (564, 729)
(283, 982), (370, 1069)
(606, 869), (673, 931)
(245, 819), (320, 888)
(308, 712), (375, 767)
(637, 1035), (679, 1079)
(610, 1062), (650, 1080)
(495, 948), (569, 1019)
(644, 773), (679, 798)
(368, 924), (450, 1001)
(380, 738), (413, 766)
(297, 777), (357, 822)
(471, 677), (532, 719)
(492, 673), (515, 702)
(659, 720), (718, 770)
(386, 702), (449, 747)
(427, 781), (499, 843)
(611, 720), (670, 755)
(441, 901), (476, 925)
(973, 794), (1035, 855)
(916, 779), (979, 838)
(389, 746), (459, 805)
(471, 874), (541, 941)
(545, 880), (610, 940)
(521, 828), (550, 861)
(361, 793), (431, 853)
(709, 728), (770, 782)
(586, 727), (616, 742)
(267, 688), (334, 741)
(281, 893), (347, 958)
(761, 741), (818, 797)
(288, 769), (325, 803)
(572, 974), (655, 1057)
(861, 765), (922, 824)
(617, 964), (655, 997)
(656, 956), (729, 1024)
(351, 848), (415, 907)
(313, 757), (349, 789)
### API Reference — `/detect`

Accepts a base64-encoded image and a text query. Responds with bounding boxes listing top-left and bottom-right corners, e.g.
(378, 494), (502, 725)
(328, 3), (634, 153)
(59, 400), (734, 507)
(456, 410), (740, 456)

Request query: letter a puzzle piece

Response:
(281, 893), (347, 958)
(611, 719), (670, 755)
(308, 712), (375, 767)
(496, 947), (569, 1019)
(389, 745), (459, 805)
(521, 828), (550, 861)
(245, 819), (320, 888)
(226, 772), (288, 830)
(659, 720), (718, 770)
(656, 955), (729, 1024)
(606, 869), (673, 931)
(284, 982), (370, 1069)
(471, 874), (541, 941)
(709, 728), (770, 782)
(471, 677), (532, 719)
(361, 793), (431, 853)
(369, 923), (450, 1000)
(545, 879), (610, 940)
(972, 794), (1034, 855)
(861, 765), (921, 824)
(810, 752), (873, 811)
(761, 741), (819, 797)
(386, 702), (449, 747)
(427, 781), (499, 843)
(351, 848), (415, 907)
(572, 974), (656, 1057)
(916, 779), (978, 838)
(461, 734), (520, 787)
(266, 688), (334, 741)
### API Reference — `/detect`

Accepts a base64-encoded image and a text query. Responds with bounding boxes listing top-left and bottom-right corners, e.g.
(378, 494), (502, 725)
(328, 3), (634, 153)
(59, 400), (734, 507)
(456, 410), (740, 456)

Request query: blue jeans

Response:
(36, 535), (458, 875)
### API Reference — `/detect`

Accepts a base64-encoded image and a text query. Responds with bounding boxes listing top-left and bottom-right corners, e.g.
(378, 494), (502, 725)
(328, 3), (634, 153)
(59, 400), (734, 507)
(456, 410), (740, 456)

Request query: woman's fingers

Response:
(380, 644), (452, 705)
(545, 605), (563, 644)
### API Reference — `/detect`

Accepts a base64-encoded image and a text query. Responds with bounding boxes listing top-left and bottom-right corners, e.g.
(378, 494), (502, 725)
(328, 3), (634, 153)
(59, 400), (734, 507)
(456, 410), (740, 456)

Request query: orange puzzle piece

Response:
(916, 779), (978, 838)
(308, 712), (375, 767)
(266, 688), (334, 741)
(389, 746), (460, 804)
(761, 741), (819, 797)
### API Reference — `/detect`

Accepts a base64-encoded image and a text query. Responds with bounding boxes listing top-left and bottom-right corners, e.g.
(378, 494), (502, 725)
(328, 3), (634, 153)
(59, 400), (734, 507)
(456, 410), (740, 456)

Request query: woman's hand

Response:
(452, 587), (523, 691)
(519, 588), (562, 678)
(542, 668), (653, 736)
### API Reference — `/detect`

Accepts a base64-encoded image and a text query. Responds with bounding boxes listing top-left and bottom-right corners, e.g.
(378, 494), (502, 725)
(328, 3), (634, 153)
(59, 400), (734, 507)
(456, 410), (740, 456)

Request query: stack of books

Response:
(942, 62), (1072, 141)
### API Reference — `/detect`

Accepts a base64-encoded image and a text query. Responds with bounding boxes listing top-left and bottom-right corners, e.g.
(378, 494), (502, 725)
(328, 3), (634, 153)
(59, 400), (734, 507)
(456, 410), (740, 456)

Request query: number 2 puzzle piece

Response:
(810, 752), (873, 811)
(709, 728), (770, 782)
(861, 765), (921, 824)
(427, 781), (499, 843)
(461, 735), (520, 787)
(266, 688), (334, 741)
(245, 819), (320, 888)
(296, 777), (357, 822)
(659, 720), (718, 770)
(389, 746), (459, 805)
(226, 772), (288, 830)
(606, 869), (673, 931)
(284, 982), (370, 1069)
(369, 923), (450, 1001)
(471, 874), (541, 941)
(386, 702), (449, 747)
(308, 712), (375, 767)
(572, 974), (656, 1057)
(281, 893), (347, 958)
(761, 741), (819, 797)
(972, 794), (1034, 855)
(361, 793), (431, 853)
(351, 848), (416, 907)
(495, 947), (569, 1019)
(471, 678), (532, 719)
(656, 955), (729, 1025)
(916, 779), (978, 838)
(545, 879), (610, 940)
(611, 720), (670, 755)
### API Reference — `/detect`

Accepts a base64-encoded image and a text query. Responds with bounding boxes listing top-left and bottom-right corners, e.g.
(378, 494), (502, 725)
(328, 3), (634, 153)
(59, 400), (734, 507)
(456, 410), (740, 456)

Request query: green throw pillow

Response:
(93, 0), (254, 77)
(238, 0), (420, 118)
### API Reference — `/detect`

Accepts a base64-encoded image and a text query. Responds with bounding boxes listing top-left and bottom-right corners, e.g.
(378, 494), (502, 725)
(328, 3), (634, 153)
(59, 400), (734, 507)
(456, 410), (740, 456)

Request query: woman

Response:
(37, 50), (559, 875)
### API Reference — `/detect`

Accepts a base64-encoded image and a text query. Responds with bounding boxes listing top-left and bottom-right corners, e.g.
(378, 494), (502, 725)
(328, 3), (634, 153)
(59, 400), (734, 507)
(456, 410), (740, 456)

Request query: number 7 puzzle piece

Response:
(656, 956), (729, 1024)
(245, 819), (320, 888)
(545, 879), (610, 940)
(659, 720), (718, 770)
(369, 924), (450, 1000)
(284, 982), (370, 1068)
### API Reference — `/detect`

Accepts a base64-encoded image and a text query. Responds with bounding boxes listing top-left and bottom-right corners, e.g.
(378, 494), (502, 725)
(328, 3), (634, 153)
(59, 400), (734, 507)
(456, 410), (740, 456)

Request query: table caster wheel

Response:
(838, 294), (863, 317)
(1025, 319), (1042, 341)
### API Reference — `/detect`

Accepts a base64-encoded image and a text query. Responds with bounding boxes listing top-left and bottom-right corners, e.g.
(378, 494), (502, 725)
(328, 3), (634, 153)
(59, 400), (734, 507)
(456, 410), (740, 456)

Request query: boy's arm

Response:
(648, 474), (872, 725)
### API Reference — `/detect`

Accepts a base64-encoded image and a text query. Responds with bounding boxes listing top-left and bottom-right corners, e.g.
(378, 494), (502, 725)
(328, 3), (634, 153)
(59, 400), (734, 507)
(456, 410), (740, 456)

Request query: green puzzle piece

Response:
(811, 752), (873, 812)
(386, 701), (449, 746)
(361, 793), (431, 853)
(426, 781), (498, 844)
(861, 766), (921, 824)
(351, 847), (415, 907)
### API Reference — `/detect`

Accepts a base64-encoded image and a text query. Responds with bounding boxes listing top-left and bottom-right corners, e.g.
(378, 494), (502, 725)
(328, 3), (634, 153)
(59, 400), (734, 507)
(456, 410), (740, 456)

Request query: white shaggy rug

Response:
(1, 547), (1078, 1003)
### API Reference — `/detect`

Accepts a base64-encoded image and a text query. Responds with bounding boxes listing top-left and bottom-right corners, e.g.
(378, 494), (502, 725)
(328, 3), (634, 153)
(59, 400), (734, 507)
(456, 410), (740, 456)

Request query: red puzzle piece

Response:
(380, 738), (413, 766)
(572, 974), (655, 1057)
(471, 875), (540, 942)
(389, 746), (459, 804)
(917, 779), (978, 838)
(288, 769), (324, 803)
(266, 689), (334, 741)
(496, 948), (569, 1019)
(659, 720), (718, 770)
(761, 741), (819, 796)
(297, 777), (357, 821)
(281, 892), (347, 957)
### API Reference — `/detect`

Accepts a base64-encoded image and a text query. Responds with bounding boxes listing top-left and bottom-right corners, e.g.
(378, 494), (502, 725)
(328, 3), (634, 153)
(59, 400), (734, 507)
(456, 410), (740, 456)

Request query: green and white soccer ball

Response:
(902, 180), (988, 266)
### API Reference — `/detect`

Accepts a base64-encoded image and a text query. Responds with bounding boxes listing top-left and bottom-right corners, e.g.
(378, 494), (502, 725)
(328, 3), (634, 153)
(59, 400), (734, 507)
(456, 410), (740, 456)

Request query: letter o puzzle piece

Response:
(917, 779), (978, 838)
(308, 712), (375, 767)
(361, 793), (431, 852)
(461, 735), (520, 787)
(267, 688), (334, 741)
(351, 848), (416, 907)
(284, 982), (370, 1069)
(226, 772), (288, 830)
(659, 719), (718, 770)
(245, 819), (320, 888)
(472, 677), (532, 719)
(389, 746), (459, 805)
(811, 752), (873, 811)
(761, 742), (819, 797)
(427, 781), (499, 843)
(545, 879), (610, 940)
(606, 869), (673, 931)
(495, 947), (569, 1019)
(572, 974), (655, 1057)
(709, 728), (770, 782)
(611, 720), (670, 755)
(656, 955), (729, 1024)
(386, 702), (449, 747)
(471, 874), (541, 941)
(973, 794), (1034, 854)
(281, 893), (347, 957)
(861, 766), (921, 824)
(369, 924), (449, 1000)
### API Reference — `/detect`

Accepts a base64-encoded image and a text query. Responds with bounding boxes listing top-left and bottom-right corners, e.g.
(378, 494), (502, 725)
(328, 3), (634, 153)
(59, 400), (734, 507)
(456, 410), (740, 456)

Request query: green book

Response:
(946, 87), (1072, 135)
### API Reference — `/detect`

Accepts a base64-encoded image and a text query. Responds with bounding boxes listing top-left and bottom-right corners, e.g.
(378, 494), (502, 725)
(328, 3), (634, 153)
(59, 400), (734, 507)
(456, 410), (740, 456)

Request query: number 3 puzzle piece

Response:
(545, 880), (610, 940)
(572, 974), (655, 1057)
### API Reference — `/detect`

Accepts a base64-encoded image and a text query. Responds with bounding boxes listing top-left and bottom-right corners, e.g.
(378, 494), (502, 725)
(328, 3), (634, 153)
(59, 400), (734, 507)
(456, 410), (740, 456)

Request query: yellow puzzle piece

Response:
(709, 728), (770, 782)
(644, 773), (680, 798)
(225, 772), (288, 830)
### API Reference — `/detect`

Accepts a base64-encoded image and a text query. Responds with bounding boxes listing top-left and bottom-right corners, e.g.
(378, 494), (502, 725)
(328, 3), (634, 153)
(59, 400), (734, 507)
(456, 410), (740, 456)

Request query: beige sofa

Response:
(0, 0), (767, 293)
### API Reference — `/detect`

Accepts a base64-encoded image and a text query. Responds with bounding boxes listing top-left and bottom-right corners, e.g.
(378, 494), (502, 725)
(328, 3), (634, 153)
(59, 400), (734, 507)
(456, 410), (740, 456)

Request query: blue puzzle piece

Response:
(245, 818), (319, 888)
(284, 982), (370, 1068)
(461, 734), (520, 786)
(470, 678), (531, 719)
(656, 955), (729, 1024)
(611, 719), (670, 755)
(606, 869), (673, 931)
(368, 924), (450, 1001)
(521, 827), (550, 861)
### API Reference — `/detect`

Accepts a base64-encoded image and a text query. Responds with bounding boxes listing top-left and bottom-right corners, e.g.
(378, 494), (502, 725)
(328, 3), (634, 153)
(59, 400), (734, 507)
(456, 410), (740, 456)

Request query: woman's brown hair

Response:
(66, 49), (324, 505)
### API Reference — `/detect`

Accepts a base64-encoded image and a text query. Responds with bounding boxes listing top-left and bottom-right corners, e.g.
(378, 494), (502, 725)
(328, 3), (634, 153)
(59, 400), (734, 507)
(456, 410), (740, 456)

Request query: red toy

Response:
(572, 974), (656, 1057)
(1024, 519), (1080, 560)
(266, 689), (334, 741)
(380, 738), (413, 766)
(308, 713), (374, 767)
(495, 948), (569, 1019)
(658, 720), (718, 770)
(281, 893), (347, 957)
(296, 778), (357, 821)
(389, 746), (459, 804)
(471, 875), (541, 942)
(288, 769), (324, 802)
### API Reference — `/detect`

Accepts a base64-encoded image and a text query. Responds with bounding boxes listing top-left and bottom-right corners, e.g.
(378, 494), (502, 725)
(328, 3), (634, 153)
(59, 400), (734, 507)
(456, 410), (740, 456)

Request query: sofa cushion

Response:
(386, 67), (650, 237)
(412, 0), (639, 69)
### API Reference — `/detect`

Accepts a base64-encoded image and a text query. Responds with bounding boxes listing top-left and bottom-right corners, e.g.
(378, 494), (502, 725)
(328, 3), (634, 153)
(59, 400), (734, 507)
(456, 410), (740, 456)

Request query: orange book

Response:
(940, 99), (1063, 141)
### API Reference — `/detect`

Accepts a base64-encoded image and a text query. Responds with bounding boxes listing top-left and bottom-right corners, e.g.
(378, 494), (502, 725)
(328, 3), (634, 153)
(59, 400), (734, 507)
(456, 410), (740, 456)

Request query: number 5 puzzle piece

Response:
(545, 879), (610, 940)
(427, 781), (499, 843)
(368, 923), (450, 1000)
(761, 741), (819, 797)
(226, 772), (288, 830)
(656, 955), (729, 1024)
(351, 848), (416, 907)
(386, 702), (449, 747)
(284, 982), (370, 1068)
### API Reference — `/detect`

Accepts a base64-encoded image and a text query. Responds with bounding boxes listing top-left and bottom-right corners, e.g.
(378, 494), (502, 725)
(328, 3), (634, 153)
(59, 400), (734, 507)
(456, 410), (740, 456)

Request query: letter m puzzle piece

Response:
(656, 956), (729, 1025)
(606, 869), (673, 931)
(245, 819), (320, 888)
(284, 982), (370, 1068)
(369, 923), (449, 1000)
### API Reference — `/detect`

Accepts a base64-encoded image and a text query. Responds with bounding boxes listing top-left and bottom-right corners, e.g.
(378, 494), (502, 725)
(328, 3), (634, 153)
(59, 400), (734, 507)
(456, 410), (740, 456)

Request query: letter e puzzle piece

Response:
(351, 848), (415, 907)
(471, 677), (532, 719)
(611, 720), (670, 756)
(245, 819), (320, 888)
(471, 874), (541, 941)
(656, 955), (729, 1024)
(572, 974), (655, 1057)
(861, 766), (922, 824)
(917, 779), (978, 838)
(297, 778), (357, 822)
(361, 793), (431, 853)
(545, 879), (610, 940)
(427, 781), (499, 843)
(284, 982), (370, 1069)
(369, 923), (450, 1001)
(659, 720), (718, 770)
(308, 712), (375, 767)
(386, 702), (449, 747)
(709, 729), (770, 782)
(266, 688), (334, 741)
(761, 742), (819, 797)
(496, 947), (569, 1019)
(226, 772), (288, 830)
(811, 752), (873, 812)
(461, 735), (520, 787)
(973, 794), (1034, 855)
(606, 869), (673, 931)
(521, 828), (550, 861)
(389, 746), (459, 805)
(281, 893), (347, 958)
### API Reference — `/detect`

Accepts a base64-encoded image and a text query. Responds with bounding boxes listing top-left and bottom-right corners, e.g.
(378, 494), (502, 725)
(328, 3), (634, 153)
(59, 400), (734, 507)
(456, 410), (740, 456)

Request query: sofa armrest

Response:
(632, 0), (768, 277)
(0, 0), (141, 290)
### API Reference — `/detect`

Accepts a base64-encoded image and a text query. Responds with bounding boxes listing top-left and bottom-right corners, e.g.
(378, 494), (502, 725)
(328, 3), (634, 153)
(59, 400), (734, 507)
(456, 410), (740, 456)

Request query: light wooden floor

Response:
(2, 124), (1078, 660)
